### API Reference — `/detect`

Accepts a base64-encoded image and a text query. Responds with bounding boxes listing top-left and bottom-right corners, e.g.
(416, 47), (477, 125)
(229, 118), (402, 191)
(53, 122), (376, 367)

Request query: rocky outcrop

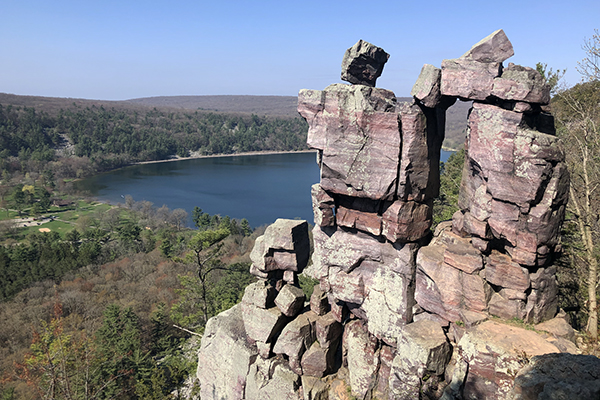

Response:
(196, 33), (600, 400)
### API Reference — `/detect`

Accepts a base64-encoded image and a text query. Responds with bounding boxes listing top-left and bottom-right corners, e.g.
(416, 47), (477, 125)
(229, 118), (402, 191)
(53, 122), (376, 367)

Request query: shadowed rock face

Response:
(195, 31), (589, 400)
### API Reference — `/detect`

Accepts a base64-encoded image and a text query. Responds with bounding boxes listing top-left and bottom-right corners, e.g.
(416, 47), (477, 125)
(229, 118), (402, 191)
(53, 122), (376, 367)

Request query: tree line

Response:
(0, 103), (308, 182)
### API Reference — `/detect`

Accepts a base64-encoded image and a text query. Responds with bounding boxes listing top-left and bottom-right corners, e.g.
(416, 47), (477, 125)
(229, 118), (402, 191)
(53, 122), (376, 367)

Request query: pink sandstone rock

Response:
(309, 284), (330, 316)
(250, 219), (310, 275)
(381, 200), (432, 242)
(275, 284), (306, 317)
(461, 29), (514, 63)
(485, 250), (531, 291)
(311, 183), (335, 227)
(336, 205), (382, 236)
(343, 320), (380, 399)
(272, 312), (317, 374)
(415, 242), (490, 322)
(456, 321), (559, 400)
(197, 304), (258, 400)
(389, 319), (452, 398)
(397, 103), (444, 202)
(411, 64), (442, 108)
(492, 63), (551, 104)
(298, 84), (400, 200)
(441, 58), (501, 100)
(242, 303), (290, 344)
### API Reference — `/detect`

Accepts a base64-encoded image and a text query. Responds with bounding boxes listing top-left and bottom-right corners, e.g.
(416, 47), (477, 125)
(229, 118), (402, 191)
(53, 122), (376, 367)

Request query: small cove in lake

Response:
(75, 150), (454, 228)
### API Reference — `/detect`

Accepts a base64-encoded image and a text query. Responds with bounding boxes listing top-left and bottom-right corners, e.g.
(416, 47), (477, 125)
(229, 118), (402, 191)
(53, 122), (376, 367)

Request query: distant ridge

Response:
(0, 93), (469, 150)
(125, 95), (301, 117)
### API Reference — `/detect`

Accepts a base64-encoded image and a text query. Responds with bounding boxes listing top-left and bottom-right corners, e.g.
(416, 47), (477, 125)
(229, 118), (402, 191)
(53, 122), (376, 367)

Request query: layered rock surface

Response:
(195, 33), (599, 400)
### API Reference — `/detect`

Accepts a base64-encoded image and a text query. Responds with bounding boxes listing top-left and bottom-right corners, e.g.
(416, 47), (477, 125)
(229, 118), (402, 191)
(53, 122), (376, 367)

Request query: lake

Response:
(76, 150), (454, 228)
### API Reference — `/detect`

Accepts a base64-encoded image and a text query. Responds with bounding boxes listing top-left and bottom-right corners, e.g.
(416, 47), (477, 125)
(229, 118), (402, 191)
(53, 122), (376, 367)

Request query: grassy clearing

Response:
(20, 220), (74, 238)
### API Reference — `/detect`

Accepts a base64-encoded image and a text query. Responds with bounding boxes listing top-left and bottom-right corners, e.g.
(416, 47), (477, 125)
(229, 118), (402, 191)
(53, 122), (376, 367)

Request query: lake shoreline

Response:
(134, 149), (318, 166)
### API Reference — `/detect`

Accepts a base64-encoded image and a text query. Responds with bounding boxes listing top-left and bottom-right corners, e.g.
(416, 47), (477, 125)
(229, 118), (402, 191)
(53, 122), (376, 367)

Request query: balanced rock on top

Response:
(341, 39), (390, 87)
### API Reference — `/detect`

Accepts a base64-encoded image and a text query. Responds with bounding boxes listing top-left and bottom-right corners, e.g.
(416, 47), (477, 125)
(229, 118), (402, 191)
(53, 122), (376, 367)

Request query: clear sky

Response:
(1, 0), (598, 100)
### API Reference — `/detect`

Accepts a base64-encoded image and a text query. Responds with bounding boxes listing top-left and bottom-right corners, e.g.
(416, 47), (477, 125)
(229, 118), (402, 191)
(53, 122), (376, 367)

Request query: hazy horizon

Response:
(1, 0), (598, 101)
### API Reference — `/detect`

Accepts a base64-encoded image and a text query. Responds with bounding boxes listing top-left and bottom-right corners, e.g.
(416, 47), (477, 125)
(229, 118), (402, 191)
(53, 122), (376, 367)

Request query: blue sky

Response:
(1, 0), (598, 100)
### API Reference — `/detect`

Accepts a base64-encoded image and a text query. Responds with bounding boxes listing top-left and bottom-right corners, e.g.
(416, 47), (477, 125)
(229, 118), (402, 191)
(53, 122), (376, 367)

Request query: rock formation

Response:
(196, 33), (599, 399)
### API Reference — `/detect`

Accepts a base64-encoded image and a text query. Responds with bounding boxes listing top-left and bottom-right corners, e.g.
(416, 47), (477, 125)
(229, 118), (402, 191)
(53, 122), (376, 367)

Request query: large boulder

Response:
(389, 320), (452, 399)
(492, 63), (551, 104)
(454, 321), (560, 400)
(311, 226), (418, 342)
(460, 29), (514, 63)
(298, 84), (400, 200)
(250, 219), (310, 276)
(411, 64), (442, 108)
(340, 39), (390, 87)
(197, 304), (258, 400)
(441, 58), (501, 101)
(343, 320), (380, 399)
(272, 312), (317, 374)
(245, 357), (302, 400)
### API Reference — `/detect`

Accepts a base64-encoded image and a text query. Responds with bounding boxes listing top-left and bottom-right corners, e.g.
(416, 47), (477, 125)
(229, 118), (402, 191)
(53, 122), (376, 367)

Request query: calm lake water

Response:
(76, 150), (454, 228)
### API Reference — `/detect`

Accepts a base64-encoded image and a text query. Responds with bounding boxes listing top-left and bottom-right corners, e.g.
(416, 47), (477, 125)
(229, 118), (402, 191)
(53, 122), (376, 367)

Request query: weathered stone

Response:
(315, 312), (343, 348)
(336, 206), (381, 236)
(316, 228), (419, 335)
(535, 317), (576, 342)
(273, 312), (317, 374)
(416, 244), (489, 322)
(250, 219), (310, 273)
(461, 29), (514, 63)
(390, 320), (452, 398)
(545, 337), (579, 354)
(374, 345), (395, 399)
(488, 292), (526, 320)
(413, 311), (450, 328)
(242, 280), (276, 309)
(444, 238), (483, 274)
(411, 64), (442, 108)
(441, 58), (501, 100)
(492, 63), (551, 104)
(343, 320), (379, 399)
(456, 321), (560, 400)
(311, 184), (335, 227)
(242, 303), (289, 344)
(197, 304), (258, 400)
(341, 39), (389, 87)
(467, 102), (523, 175)
(256, 340), (272, 359)
(381, 200), (432, 242)
(459, 309), (489, 328)
(525, 282), (559, 324)
(310, 284), (330, 316)
(275, 284), (306, 317)
(361, 265), (416, 343)
(301, 340), (337, 378)
(441, 352), (469, 400)
(245, 357), (302, 400)
(397, 103), (444, 202)
(299, 84), (400, 200)
(486, 250), (530, 291)
(301, 375), (330, 400)
(283, 270), (297, 285)
(512, 353), (600, 400)
(462, 211), (492, 239)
